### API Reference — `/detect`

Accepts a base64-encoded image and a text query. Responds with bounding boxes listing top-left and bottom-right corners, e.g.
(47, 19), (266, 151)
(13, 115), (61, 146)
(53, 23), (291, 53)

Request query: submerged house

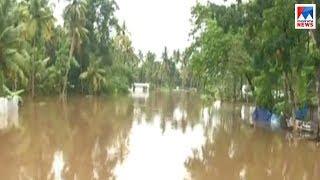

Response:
(129, 83), (150, 99)
(0, 96), (19, 129)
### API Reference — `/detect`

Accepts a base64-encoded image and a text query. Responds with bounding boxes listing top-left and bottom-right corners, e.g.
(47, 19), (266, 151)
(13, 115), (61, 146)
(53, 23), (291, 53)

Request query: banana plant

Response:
(3, 85), (24, 103)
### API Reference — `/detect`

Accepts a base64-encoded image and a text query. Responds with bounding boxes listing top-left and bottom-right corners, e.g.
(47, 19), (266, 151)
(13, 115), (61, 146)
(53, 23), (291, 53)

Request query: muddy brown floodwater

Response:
(0, 92), (320, 180)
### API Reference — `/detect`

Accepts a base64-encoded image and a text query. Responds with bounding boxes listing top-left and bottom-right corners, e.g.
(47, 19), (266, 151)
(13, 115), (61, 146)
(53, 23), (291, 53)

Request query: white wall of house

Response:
(134, 86), (144, 93)
(0, 97), (19, 129)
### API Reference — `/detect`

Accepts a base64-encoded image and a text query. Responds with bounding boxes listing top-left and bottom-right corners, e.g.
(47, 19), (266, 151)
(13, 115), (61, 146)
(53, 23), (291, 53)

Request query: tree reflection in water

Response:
(185, 104), (320, 180)
(142, 92), (202, 134)
(0, 92), (206, 180)
(1, 93), (319, 180)
(0, 96), (134, 179)
(114, 92), (206, 180)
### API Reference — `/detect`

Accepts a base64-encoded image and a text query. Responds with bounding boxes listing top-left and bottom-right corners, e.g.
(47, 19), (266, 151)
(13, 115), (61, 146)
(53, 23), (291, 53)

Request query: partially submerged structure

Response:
(129, 83), (150, 99)
(0, 96), (19, 129)
(251, 104), (315, 133)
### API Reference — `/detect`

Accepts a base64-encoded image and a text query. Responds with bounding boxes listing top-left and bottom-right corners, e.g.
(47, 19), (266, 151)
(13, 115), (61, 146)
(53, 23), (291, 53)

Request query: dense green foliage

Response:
(0, 0), (191, 98)
(2, 0), (320, 127)
(187, 0), (320, 126)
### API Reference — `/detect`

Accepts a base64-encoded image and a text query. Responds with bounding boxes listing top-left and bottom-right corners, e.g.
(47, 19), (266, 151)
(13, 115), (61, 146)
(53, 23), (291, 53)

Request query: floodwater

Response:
(0, 92), (320, 180)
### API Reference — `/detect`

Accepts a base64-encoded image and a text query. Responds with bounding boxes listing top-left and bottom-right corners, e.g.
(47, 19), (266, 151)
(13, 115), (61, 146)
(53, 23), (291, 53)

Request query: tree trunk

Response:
(233, 75), (237, 102)
(160, 73), (163, 89)
(203, 76), (207, 91)
(240, 75), (243, 101)
(14, 76), (17, 91)
(316, 64), (320, 137)
(290, 89), (298, 131)
(245, 73), (255, 93)
(286, 72), (297, 131)
(31, 42), (36, 98)
(62, 32), (76, 98)
(310, 0), (320, 135)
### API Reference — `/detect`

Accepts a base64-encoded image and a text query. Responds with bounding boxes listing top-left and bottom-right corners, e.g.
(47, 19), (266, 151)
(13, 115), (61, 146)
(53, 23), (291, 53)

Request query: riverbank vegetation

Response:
(2, 0), (320, 128)
(187, 0), (320, 129)
(0, 0), (195, 98)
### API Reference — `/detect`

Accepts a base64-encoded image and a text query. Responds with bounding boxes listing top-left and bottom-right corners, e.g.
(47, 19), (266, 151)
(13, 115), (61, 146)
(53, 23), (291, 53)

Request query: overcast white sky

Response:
(51, 0), (236, 57)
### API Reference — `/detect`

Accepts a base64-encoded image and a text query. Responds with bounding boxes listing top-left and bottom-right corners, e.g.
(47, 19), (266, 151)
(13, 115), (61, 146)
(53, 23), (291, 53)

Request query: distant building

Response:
(129, 83), (150, 99)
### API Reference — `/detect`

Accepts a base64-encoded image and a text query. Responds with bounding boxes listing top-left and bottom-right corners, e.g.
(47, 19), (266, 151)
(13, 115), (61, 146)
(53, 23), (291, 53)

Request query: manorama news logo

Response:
(295, 4), (316, 29)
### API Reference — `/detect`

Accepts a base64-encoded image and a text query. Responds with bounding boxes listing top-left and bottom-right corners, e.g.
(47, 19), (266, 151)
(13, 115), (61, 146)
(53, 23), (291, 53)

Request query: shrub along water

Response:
(187, 0), (320, 132)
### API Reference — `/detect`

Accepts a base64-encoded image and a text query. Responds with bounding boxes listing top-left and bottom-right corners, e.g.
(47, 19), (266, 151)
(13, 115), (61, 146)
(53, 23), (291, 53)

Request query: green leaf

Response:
(71, 57), (80, 68)
(79, 72), (88, 80)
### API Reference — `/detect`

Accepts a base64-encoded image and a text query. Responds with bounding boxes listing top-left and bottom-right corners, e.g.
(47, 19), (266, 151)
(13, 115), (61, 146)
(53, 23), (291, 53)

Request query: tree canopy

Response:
(0, 0), (192, 98)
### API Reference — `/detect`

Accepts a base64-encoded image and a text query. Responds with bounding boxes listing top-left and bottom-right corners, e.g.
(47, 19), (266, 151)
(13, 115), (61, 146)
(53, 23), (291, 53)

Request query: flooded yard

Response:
(0, 92), (320, 180)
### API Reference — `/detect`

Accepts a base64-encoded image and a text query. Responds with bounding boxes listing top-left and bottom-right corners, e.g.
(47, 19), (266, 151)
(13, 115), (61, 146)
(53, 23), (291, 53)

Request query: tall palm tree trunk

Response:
(285, 72), (297, 131)
(316, 64), (320, 137)
(240, 76), (243, 101)
(31, 40), (36, 98)
(233, 74), (237, 102)
(310, 0), (320, 136)
(62, 31), (75, 98)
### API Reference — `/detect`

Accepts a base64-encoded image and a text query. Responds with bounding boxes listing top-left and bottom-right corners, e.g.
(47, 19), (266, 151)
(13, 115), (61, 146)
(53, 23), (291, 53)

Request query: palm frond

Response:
(79, 71), (88, 79)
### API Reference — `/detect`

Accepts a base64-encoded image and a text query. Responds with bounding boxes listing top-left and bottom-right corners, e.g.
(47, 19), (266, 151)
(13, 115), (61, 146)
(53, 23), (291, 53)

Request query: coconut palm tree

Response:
(0, 0), (29, 92)
(160, 46), (176, 88)
(113, 22), (137, 66)
(79, 55), (107, 95)
(18, 0), (55, 97)
(62, 0), (88, 98)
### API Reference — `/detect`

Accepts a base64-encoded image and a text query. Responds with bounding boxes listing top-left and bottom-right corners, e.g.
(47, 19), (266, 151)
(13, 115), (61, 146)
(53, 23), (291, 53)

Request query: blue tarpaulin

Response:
(251, 107), (282, 131)
(252, 108), (272, 121)
(296, 104), (309, 120)
(252, 104), (309, 123)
